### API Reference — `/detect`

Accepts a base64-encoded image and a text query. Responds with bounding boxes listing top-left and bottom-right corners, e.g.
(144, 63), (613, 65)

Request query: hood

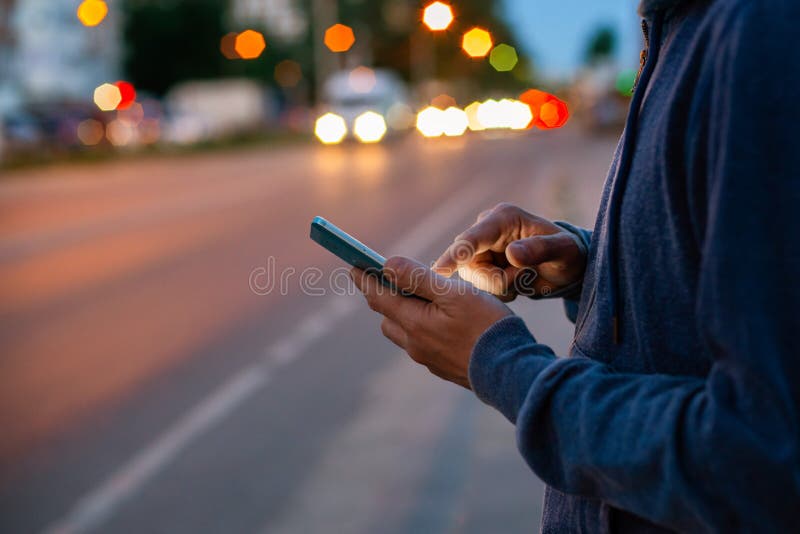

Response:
(638, 0), (691, 18)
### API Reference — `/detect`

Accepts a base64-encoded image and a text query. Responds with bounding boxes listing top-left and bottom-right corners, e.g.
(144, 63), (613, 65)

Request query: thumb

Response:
(505, 233), (575, 268)
(383, 256), (451, 302)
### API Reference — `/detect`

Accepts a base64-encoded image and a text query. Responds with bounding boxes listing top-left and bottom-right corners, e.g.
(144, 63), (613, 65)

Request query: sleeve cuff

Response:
(527, 221), (590, 302)
(468, 315), (556, 423)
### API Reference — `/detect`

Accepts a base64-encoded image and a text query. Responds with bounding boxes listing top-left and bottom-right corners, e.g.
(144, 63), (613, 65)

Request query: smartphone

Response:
(310, 216), (430, 299)
(310, 215), (388, 280)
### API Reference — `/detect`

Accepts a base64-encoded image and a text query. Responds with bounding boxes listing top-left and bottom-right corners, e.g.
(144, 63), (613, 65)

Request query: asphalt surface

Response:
(0, 129), (614, 534)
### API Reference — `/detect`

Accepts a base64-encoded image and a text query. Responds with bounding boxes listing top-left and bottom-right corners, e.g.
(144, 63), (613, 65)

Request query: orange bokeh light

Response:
(431, 93), (457, 109)
(77, 119), (104, 146)
(462, 27), (493, 58)
(324, 24), (355, 53)
(220, 32), (240, 59)
(77, 0), (108, 27)
(235, 30), (266, 60)
(275, 60), (303, 88)
(519, 89), (569, 129)
(422, 2), (454, 31)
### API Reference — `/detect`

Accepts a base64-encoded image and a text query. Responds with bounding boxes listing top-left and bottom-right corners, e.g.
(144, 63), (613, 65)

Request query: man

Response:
(352, 0), (799, 531)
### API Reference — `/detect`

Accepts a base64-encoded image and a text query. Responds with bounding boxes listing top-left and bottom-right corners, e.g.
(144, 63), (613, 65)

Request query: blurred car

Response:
(316, 68), (412, 144)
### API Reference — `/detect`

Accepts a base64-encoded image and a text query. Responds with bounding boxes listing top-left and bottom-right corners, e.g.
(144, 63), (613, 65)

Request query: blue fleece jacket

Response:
(468, 1), (800, 532)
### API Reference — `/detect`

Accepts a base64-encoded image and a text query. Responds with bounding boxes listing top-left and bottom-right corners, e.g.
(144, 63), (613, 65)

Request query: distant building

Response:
(3, 0), (120, 107)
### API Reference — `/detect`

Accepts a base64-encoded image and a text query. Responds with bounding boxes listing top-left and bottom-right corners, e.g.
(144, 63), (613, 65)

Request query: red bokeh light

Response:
(519, 89), (569, 129)
(114, 81), (136, 110)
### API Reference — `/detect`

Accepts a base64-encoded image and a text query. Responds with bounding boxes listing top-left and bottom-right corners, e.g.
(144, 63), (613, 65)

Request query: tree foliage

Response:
(584, 25), (617, 65)
(121, 0), (533, 96)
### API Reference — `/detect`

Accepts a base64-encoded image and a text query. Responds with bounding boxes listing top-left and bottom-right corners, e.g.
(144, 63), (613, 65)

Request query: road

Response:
(0, 129), (614, 534)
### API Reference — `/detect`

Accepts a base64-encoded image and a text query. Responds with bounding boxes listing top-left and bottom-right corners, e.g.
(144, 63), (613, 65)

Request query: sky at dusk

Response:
(502, 0), (643, 79)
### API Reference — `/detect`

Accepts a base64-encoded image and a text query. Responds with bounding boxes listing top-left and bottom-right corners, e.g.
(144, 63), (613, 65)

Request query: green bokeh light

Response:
(489, 44), (518, 72)
(615, 69), (638, 96)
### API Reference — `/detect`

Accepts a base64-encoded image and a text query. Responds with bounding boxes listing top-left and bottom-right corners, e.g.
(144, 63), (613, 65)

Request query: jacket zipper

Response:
(632, 20), (650, 93)
(575, 21), (649, 342)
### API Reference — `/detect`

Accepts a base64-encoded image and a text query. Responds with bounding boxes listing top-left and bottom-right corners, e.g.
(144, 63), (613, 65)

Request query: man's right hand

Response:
(432, 203), (587, 301)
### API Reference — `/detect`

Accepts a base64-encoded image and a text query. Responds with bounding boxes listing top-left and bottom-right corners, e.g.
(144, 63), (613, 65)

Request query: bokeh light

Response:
(77, 119), (104, 146)
(235, 30), (266, 59)
(441, 107), (468, 137)
(475, 99), (532, 130)
(115, 81), (136, 110)
(507, 99), (534, 129)
(431, 93), (457, 109)
(315, 113), (348, 144)
(106, 119), (134, 147)
(94, 83), (122, 111)
(615, 69), (638, 96)
(519, 89), (569, 129)
(464, 101), (484, 131)
(324, 24), (355, 53)
(220, 32), (240, 59)
(353, 111), (387, 143)
(139, 119), (161, 145)
(489, 44), (518, 72)
(77, 0), (108, 27)
(416, 106), (445, 138)
(462, 27), (493, 58)
(476, 99), (499, 129)
(275, 60), (302, 88)
(118, 102), (144, 125)
(386, 103), (415, 130)
(422, 2), (454, 31)
(348, 66), (376, 94)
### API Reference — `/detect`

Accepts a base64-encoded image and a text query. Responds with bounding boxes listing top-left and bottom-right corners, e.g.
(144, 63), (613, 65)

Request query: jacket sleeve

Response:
(468, 3), (800, 532)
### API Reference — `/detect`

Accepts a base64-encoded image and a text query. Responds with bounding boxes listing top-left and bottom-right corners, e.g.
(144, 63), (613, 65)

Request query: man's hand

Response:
(433, 203), (586, 301)
(351, 257), (511, 389)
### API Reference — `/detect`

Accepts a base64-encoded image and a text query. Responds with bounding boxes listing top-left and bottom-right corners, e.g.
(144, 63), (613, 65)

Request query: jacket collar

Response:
(638, 0), (690, 18)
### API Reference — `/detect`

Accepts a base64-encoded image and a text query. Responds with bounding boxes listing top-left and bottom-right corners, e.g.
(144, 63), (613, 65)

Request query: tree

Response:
(121, 0), (534, 97)
(337, 0), (534, 91)
(584, 25), (617, 65)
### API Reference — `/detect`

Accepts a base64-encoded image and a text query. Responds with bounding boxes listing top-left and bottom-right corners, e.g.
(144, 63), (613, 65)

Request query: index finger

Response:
(433, 215), (507, 276)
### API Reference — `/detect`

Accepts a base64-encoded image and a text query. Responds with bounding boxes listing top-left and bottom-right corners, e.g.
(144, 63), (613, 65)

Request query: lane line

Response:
(43, 177), (496, 534)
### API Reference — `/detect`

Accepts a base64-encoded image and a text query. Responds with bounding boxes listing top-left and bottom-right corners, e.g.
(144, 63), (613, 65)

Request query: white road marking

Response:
(43, 178), (496, 534)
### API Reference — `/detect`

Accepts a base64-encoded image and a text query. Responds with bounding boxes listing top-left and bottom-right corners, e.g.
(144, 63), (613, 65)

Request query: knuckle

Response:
(493, 202), (518, 215)
(476, 208), (493, 222)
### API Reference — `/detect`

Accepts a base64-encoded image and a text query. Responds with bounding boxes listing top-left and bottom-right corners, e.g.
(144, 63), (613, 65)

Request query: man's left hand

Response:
(351, 256), (511, 389)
